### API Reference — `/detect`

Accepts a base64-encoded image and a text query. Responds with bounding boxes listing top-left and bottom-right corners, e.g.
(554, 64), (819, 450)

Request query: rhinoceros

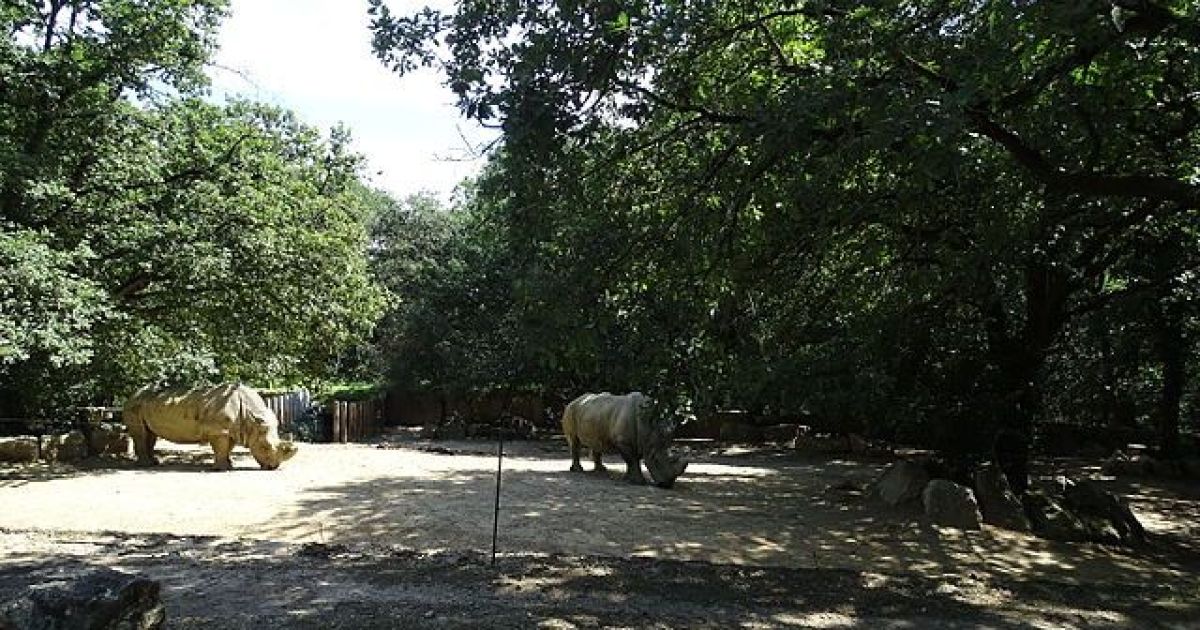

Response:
(561, 392), (688, 488)
(122, 383), (297, 471)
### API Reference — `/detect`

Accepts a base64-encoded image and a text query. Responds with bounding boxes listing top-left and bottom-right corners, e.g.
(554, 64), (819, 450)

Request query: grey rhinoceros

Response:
(561, 392), (688, 488)
(122, 383), (297, 471)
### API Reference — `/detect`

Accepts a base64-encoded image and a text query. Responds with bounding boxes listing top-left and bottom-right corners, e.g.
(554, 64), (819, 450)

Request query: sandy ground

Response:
(2, 438), (1199, 628)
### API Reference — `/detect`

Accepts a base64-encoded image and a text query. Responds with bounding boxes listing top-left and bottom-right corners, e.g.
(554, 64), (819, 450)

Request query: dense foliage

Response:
(370, 0), (1199, 474)
(1, 0), (386, 416)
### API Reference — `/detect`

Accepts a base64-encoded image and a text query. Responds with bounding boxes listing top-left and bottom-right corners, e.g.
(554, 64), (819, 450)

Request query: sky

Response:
(206, 0), (495, 200)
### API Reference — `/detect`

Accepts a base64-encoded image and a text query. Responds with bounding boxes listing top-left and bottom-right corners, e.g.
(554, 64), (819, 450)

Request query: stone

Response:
(41, 432), (88, 463)
(922, 480), (983, 530)
(1180, 458), (1200, 479)
(0, 566), (164, 630)
(1061, 479), (1145, 544)
(1023, 491), (1091, 543)
(718, 422), (763, 444)
(873, 460), (930, 506)
(0, 438), (38, 464)
(973, 462), (1031, 532)
(796, 433), (852, 454)
(761, 424), (798, 445)
(86, 425), (132, 458)
(437, 421), (467, 440)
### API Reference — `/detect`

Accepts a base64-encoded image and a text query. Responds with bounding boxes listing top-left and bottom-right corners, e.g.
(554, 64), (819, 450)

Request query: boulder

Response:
(0, 438), (38, 464)
(0, 566), (164, 630)
(86, 425), (132, 458)
(1102, 450), (1156, 477)
(1023, 491), (1091, 543)
(718, 421), (764, 444)
(873, 460), (929, 506)
(1061, 479), (1145, 544)
(796, 433), (852, 454)
(761, 424), (798, 445)
(922, 480), (983, 530)
(973, 462), (1031, 532)
(41, 432), (88, 463)
(1180, 458), (1200, 479)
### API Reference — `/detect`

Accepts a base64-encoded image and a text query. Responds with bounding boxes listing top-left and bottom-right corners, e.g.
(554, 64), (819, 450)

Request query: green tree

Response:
(2, 1), (386, 416)
(373, 0), (1200, 484)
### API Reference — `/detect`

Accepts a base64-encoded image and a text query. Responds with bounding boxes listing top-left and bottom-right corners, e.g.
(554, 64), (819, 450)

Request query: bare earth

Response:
(2, 438), (1198, 628)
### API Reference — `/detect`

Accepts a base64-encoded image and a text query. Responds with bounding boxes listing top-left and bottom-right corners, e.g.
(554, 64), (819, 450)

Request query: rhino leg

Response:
(591, 450), (608, 473)
(616, 444), (648, 485)
(129, 423), (159, 467)
(209, 436), (234, 471)
(568, 436), (584, 472)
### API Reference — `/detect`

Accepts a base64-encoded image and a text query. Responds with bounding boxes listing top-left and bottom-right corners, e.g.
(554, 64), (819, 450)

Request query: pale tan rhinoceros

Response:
(122, 383), (297, 471)
(562, 392), (687, 488)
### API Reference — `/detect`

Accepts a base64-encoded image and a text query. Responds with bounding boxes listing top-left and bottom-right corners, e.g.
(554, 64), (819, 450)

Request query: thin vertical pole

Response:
(491, 429), (504, 566)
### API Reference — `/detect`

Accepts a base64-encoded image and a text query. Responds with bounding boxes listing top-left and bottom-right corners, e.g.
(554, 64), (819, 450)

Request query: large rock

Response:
(0, 438), (38, 464)
(0, 566), (164, 630)
(973, 462), (1031, 532)
(795, 433), (852, 454)
(718, 421), (764, 444)
(922, 480), (983, 530)
(1023, 491), (1091, 542)
(1061, 479), (1145, 544)
(873, 460), (929, 506)
(1101, 450), (1155, 477)
(42, 431), (89, 463)
(86, 425), (132, 458)
(761, 424), (798, 445)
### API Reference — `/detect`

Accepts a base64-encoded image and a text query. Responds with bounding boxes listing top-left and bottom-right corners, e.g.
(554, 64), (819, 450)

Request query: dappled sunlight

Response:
(4, 440), (1198, 622)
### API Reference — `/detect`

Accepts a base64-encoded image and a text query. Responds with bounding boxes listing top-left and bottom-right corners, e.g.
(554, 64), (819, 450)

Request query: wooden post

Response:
(330, 402), (340, 443)
(340, 402), (349, 444)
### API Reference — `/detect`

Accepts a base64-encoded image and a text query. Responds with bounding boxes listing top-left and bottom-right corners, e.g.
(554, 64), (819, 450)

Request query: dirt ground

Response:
(2, 436), (1199, 628)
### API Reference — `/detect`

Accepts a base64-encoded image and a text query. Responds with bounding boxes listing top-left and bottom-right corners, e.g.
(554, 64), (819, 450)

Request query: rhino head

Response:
(250, 430), (298, 470)
(640, 410), (688, 488)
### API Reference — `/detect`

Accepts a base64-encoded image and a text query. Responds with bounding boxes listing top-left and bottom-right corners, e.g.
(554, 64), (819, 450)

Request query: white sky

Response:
(206, 0), (496, 200)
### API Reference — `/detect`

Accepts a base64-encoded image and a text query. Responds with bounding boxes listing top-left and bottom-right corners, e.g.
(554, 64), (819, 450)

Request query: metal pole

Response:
(491, 428), (504, 566)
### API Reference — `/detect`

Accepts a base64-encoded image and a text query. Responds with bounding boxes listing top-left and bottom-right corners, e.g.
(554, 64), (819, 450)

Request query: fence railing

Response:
(330, 399), (383, 443)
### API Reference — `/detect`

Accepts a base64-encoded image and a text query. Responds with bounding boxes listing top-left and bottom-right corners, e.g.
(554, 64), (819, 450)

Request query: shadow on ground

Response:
(3, 531), (1194, 629)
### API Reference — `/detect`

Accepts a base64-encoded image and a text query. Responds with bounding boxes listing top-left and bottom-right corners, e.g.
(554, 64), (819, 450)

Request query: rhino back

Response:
(124, 384), (263, 445)
(565, 393), (641, 453)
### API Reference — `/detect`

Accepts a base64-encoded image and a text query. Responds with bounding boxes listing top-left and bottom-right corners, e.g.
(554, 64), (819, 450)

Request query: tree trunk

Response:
(1152, 305), (1184, 457)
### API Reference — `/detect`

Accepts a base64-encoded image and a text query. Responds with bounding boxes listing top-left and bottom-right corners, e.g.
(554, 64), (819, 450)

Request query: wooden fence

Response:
(330, 399), (383, 443)
(261, 389), (312, 431)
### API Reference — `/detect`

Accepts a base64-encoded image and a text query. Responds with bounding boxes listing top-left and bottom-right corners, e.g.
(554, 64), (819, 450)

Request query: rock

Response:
(437, 422), (467, 440)
(796, 433), (852, 454)
(1061, 479), (1145, 544)
(847, 433), (869, 454)
(42, 432), (88, 463)
(761, 424), (798, 445)
(87, 425), (132, 458)
(1180, 458), (1200, 479)
(0, 566), (164, 630)
(825, 479), (864, 494)
(1100, 451), (1131, 476)
(0, 438), (38, 464)
(1023, 491), (1090, 543)
(873, 460), (930, 506)
(922, 480), (983, 530)
(973, 462), (1031, 532)
(718, 422), (763, 444)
